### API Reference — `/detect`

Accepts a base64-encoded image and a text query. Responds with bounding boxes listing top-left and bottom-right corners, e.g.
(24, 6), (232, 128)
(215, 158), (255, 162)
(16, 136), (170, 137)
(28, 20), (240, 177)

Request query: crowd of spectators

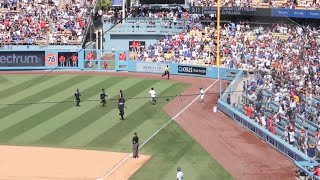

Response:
(0, 0), (95, 46)
(192, 0), (320, 9)
(222, 22), (320, 157)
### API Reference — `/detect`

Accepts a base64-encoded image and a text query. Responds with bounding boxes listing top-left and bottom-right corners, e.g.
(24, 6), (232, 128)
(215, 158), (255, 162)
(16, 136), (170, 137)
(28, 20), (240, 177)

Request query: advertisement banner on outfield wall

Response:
(136, 63), (166, 73)
(0, 51), (45, 67)
(178, 65), (207, 76)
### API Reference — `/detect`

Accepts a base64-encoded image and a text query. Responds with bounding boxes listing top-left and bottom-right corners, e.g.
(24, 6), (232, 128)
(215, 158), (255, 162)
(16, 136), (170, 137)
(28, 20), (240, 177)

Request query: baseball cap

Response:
(177, 167), (181, 171)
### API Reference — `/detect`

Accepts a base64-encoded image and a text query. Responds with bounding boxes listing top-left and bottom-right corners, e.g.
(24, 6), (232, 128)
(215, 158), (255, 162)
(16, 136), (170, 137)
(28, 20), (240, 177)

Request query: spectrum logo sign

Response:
(0, 51), (45, 67)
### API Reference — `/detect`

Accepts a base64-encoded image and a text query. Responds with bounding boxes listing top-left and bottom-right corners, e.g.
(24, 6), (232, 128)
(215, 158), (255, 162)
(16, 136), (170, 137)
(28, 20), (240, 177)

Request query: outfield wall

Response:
(0, 48), (83, 70)
(118, 60), (239, 80)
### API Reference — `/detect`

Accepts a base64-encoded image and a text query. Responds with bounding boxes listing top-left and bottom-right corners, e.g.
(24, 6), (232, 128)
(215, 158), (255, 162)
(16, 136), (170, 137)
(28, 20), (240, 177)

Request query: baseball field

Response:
(0, 72), (233, 180)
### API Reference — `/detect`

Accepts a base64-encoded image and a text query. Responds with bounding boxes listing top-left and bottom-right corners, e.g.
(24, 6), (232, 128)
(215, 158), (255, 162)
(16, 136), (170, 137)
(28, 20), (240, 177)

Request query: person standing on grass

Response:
(199, 87), (205, 103)
(118, 97), (125, 120)
(100, 89), (107, 107)
(162, 65), (170, 79)
(176, 167), (184, 180)
(132, 132), (139, 158)
(148, 87), (156, 105)
(118, 89), (124, 102)
(74, 89), (81, 107)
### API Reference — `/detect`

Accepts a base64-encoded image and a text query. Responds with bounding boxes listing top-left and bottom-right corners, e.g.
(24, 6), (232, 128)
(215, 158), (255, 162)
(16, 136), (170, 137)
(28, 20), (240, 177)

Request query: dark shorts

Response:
(289, 141), (295, 145)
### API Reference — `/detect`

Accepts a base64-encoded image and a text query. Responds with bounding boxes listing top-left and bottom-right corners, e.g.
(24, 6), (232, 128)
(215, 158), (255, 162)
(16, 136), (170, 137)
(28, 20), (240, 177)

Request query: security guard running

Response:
(100, 89), (108, 107)
(74, 89), (81, 107)
(118, 97), (125, 120)
(162, 65), (170, 79)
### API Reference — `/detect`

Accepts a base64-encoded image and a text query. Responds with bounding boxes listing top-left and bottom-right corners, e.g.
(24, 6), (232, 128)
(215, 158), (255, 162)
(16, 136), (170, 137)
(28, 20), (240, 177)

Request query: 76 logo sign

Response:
(46, 53), (58, 66)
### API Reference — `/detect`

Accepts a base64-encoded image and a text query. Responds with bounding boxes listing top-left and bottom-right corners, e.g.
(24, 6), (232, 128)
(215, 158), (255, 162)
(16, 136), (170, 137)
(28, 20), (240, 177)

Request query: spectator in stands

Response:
(86, 51), (94, 68)
(244, 104), (253, 118)
(288, 128), (296, 146)
(315, 165), (320, 176)
(72, 54), (78, 67)
(59, 55), (66, 67)
(227, 94), (231, 105)
(298, 127), (308, 153)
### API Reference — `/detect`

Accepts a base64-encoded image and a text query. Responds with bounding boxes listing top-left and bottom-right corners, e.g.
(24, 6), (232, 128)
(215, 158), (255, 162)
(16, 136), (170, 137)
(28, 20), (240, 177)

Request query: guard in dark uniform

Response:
(118, 89), (124, 102)
(132, 132), (139, 158)
(118, 97), (125, 120)
(74, 89), (81, 107)
(100, 89), (107, 107)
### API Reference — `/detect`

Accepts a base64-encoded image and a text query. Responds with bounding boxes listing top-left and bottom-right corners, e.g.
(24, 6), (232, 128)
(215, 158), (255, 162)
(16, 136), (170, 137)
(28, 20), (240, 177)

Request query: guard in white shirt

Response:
(176, 167), (184, 180)
(199, 87), (205, 103)
(148, 87), (156, 105)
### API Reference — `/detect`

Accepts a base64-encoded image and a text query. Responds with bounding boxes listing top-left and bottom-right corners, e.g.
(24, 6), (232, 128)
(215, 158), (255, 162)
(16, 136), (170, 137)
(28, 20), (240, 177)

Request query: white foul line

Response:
(99, 79), (219, 180)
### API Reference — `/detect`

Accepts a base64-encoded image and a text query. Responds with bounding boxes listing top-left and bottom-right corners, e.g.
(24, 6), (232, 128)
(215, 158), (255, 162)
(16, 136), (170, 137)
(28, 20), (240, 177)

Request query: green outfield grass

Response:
(0, 74), (233, 180)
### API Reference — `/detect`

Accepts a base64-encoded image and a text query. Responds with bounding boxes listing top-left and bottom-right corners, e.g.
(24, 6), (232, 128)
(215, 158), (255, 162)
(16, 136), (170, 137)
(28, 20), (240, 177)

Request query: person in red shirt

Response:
(314, 129), (319, 143)
(4, 19), (9, 27)
(86, 52), (94, 68)
(119, 52), (126, 61)
(72, 55), (78, 67)
(315, 165), (320, 176)
(103, 61), (108, 69)
(245, 104), (253, 118)
(59, 55), (65, 67)
(136, 42), (141, 52)
(40, 20), (46, 30)
(131, 41), (136, 52)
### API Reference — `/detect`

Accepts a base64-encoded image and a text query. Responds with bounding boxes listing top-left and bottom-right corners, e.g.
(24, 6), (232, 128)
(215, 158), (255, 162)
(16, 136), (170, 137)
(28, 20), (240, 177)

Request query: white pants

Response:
(200, 95), (204, 100)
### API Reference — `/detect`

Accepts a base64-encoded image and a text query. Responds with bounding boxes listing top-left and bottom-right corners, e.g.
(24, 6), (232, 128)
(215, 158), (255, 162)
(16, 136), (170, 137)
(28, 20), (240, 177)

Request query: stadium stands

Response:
(0, 0), (95, 46)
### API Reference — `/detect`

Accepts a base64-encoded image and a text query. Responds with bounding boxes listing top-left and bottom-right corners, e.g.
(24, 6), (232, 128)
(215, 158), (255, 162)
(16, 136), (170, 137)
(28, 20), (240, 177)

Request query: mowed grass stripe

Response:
(0, 76), (94, 135)
(131, 122), (233, 180)
(0, 76), (116, 143)
(0, 75), (57, 103)
(0, 75), (39, 90)
(0, 75), (39, 94)
(10, 77), (140, 144)
(63, 80), (173, 148)
(37, 79), (159, 145)
(162, 145), (233, 180)
(108, 84), (189, 152)
(0, 75), (77, 119)
(0, 75), (9, 84)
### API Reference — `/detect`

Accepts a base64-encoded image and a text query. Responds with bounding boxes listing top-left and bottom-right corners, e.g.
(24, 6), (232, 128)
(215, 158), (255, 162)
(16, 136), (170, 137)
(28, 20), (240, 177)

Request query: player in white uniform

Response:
(176, 167), (184, 180)
(199, 87), (205, 103)
(148, 87), (156, 105)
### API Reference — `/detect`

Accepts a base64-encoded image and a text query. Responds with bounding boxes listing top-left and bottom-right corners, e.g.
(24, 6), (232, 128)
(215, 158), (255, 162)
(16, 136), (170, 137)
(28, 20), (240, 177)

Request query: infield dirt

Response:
(0, 145), (150, 180)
